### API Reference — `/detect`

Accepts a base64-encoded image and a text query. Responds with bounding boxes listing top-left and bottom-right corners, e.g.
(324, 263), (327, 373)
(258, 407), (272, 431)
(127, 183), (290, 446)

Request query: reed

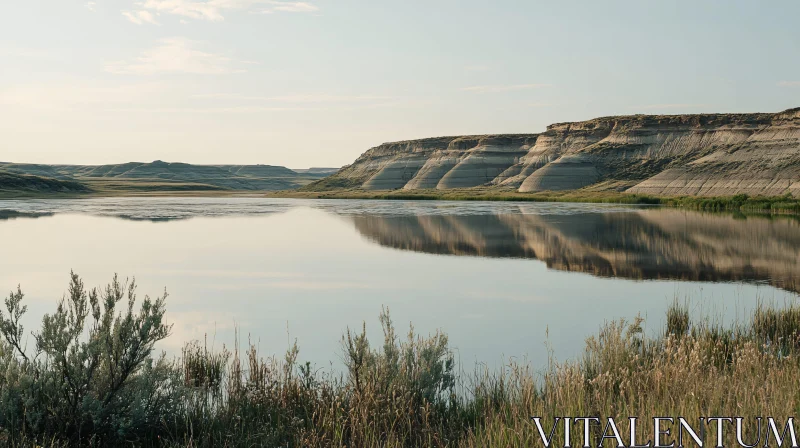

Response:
(1, 274), (800, 447)
(273, 188), (800, 215)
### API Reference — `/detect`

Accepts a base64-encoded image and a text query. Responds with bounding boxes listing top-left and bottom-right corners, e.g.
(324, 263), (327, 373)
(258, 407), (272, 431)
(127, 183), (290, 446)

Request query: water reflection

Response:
(0, 198), (797, 367)
(0, 198), (296, 222)
(0, 209), (54, 220)
(2, 198), (799, 293)
(349, 210), (800, 293)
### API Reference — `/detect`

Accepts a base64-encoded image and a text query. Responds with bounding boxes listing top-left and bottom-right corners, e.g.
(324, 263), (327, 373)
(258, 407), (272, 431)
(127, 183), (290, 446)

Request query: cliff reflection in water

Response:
(350, 210), (800, 294)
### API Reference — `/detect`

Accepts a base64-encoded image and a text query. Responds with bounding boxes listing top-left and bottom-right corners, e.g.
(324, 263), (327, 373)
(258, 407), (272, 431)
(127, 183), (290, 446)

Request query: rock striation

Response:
(313, 107), (800, 197)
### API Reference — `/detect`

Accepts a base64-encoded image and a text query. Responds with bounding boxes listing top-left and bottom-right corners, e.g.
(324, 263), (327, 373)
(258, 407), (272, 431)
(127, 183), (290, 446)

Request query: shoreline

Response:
(274, 188), (800, 214)
(2, 188), (799, 214)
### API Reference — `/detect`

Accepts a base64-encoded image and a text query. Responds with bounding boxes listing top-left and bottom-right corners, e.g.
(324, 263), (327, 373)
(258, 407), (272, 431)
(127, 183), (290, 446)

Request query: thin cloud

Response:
(132, 0), (319, 22)
(259, 1), (319, 13)
(105, 37), (244, 75)
(269, 94), (391, 103)
(186, 92), (410, 112)
(778, 81), (800, 87)
(461, 83), (550, 93)
(638, 103), (708, 110)
(123, 10), (159, 25)
(0, 82), (323, 114)
(110, 105), (322, 113)
(138, 0), (229, 21)
(0, 82), (168, 111)
(193, 93), (394, 103)
(0, 46), (57, 60)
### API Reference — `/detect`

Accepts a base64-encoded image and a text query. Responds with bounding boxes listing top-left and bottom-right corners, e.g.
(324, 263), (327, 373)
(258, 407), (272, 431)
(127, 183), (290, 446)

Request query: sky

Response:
(1, 1), (799, 168)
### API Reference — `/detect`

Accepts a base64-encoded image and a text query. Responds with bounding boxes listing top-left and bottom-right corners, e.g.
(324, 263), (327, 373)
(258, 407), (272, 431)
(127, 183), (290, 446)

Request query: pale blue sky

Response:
(1, 0), (799, 168)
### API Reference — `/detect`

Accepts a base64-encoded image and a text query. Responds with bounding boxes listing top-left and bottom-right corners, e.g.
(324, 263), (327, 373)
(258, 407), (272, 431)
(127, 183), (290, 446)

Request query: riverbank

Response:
(269, 188), (800, 213)
(1, 274), (798, 447)
(3, 185), (799, 215)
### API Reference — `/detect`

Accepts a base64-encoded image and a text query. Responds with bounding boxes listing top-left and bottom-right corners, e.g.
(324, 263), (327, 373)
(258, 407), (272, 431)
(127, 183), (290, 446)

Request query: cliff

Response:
(310, 107), (800, 197)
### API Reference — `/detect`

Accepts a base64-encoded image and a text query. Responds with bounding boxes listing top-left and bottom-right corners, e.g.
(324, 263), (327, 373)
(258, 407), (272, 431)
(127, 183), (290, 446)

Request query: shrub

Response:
(4, 273), (800, 447)
(0, 272), (177, 446)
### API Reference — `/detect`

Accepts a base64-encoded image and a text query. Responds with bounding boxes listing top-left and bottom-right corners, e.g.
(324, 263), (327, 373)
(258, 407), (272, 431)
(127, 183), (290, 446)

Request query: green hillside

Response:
(0, 161), (334, 195)
(0, 171), (90, 196)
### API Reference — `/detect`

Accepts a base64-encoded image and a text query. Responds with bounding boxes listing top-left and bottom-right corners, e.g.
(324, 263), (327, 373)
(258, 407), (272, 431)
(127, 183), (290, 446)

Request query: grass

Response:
(1, 162), (325, 194)
(0, 173), (320, 199)
(271, 187), (667, 204)
(663, 193), (800, 213)
(0, 172), (89, 197)
(82, 179), (229, 192)
(2, 274), (800, 446)
(270, 188), (800, 214)
(2, 169), (798, 216)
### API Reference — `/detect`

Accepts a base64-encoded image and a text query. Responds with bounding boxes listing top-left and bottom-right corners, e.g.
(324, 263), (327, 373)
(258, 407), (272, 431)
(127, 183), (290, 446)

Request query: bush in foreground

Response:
(1, 275), (800, 447)
(0, 273), (176, 446)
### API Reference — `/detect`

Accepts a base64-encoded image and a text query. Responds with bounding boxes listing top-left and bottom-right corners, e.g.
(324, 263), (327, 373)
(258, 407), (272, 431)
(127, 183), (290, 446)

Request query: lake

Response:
(1, 198), (798, 370)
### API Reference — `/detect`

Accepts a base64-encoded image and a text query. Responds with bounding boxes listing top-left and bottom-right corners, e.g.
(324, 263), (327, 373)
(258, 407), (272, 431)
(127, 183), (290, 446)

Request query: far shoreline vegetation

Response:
(267, 188), (800, 214)
(1, 172), (800, 215)
(2, 273), (800, 447)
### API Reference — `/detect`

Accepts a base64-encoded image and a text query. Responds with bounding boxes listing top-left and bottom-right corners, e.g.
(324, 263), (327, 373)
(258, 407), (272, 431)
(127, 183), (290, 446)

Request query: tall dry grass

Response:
(163, 302), (800, 447)
(465, 303), (800, 447)
(2, 275), (800, 447)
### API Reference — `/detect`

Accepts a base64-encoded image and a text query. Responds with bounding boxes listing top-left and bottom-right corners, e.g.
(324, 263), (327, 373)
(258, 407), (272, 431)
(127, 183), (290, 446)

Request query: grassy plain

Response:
(2, 165), (798, 214)
(4, 181), (799, 217)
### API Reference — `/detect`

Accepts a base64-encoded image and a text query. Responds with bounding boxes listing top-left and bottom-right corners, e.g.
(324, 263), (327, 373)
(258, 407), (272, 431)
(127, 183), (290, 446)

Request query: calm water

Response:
(1, 198), (798, 369)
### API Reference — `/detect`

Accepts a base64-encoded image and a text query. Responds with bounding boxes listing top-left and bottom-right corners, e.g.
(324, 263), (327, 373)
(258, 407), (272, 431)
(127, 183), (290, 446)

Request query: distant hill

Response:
(0, 171), (90, 195)
(0, 161), (334, 193)
(0, 163), (73, 180)
(306, 107), (800, 197)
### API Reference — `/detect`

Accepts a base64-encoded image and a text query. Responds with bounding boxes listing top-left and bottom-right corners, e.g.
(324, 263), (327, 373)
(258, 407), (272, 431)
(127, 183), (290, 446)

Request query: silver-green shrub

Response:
(0, 272), (178, 445)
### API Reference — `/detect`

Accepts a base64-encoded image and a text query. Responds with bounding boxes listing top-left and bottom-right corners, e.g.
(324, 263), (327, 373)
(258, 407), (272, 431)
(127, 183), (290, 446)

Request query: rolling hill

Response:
(0, 161), (337, 194)
(0, 171), (90, 195)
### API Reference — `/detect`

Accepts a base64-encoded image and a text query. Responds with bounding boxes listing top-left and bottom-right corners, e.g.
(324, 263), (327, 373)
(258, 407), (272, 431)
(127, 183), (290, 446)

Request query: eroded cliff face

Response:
(349, 210), (800, 294)
(329, 135), (537, 190)
(319, 108), (800, 196)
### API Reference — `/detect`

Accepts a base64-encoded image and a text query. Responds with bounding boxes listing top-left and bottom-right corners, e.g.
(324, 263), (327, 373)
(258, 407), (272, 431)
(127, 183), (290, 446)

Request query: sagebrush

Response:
(1, 274), (799, 447)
